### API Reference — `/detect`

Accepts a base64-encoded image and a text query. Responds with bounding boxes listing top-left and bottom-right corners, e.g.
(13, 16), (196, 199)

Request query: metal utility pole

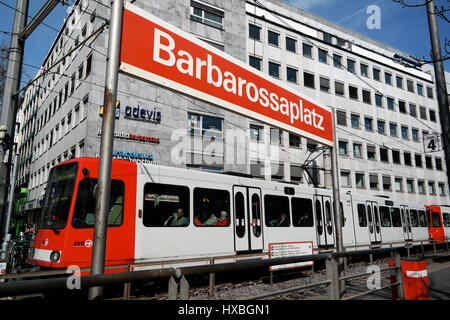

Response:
(330, 107), (344, 298)
(1, 154), (18, 260)
(426, 0), (450, 192)
(88, 0), (123, 300)
(0, 0), (29, 240)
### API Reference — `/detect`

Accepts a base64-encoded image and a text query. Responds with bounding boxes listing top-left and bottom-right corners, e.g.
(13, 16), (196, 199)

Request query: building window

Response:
(188, 113), (223, 137)
(407, 79), (414, 93)
(406, 179), (415, 193)
(399, 100), (407, 113)
(290, 165), (302, 183)
(268, 30), (279, 46)
(270, 128), (283, 145)
(190, 1), (224, 29)
(373, 68), (381, 81)
(419, 106), (427, 120)
(249, 24), (261, 41)
(250, 124), (263, 142)
(412, 129), (419, 142)
(395, 178), (403, 192)
(319, 77), (330, 92)
(401, 126), (409, 139)
(427, 86), (434, 99)
(286, 37), (297, 52)
(340, 171), (351, 187)
(250, 160), (264, 178)
(249, 56), (262, 70)
(377, 120), (386, 134)
(333, 54), (342, 68)
(351, 114), (360, 129)
(362, 90), (371, 104)
(425, 155), (433, 169)
(353, 143), (363, 158)
(382, 176), (392, 191)
(268, 61), (280, 78)
(415, 154), (423, 167)
(375, 93), (383, 107)
(318, 48), (328, 63)
(390, 123), (398, 137)
(336, 110), (347, 126)
(338, 140), (348, 156)
(360, 63), (369, 77)
(417, 83), (423, 96)
(85, 54), (92, 78)
(429, 110), (437, 122)
(436, 158), (443, 171)
(289, 133), (301, 148)
(392, 150), (401, 164)
(347, 59), (355, 73)
(387, 97), (395, 111)
(369, 174), (379, 190)
(404, 152), (412, 166)
(270, 162), (284, 181)
(367, 145), (376, 160)
(385, 72), (392, 85)
(349, 85), (358, 100)
(303, 43), (313, 58)
(364, 117), (373, 132)
(418, 180), (426, 194)
(335, 81), (345, 96)
(355, 173), (365, 188)
(287, 67), (298, 83)
(428, 181), (436, 195)
(409, 104), (417, 117)
(396, 76), (403, 89)
(438, 183), (446, 196)
(380, 147), (389, 162)
(304, 72), (315, 88)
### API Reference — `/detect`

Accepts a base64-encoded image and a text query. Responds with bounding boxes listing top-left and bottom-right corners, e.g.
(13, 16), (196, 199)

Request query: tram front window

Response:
(40, 163), (78, 229)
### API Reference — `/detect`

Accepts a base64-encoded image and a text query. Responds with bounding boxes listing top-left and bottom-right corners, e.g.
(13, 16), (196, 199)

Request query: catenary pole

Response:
(426, 0), (450, 193)
(88, 0), (123, 300)
(330, 107), (344, 298)
(0, 0), (29, 243)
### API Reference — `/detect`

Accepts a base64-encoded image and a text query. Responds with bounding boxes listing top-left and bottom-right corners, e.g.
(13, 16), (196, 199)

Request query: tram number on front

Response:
(423, 134), (440, 153)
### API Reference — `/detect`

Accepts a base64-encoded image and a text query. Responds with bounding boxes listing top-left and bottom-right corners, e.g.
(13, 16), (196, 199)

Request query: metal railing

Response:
(0, 247), (404, 300)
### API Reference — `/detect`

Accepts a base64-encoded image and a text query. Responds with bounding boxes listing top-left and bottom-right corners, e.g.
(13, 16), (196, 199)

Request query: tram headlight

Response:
(50, 251), (60, 262)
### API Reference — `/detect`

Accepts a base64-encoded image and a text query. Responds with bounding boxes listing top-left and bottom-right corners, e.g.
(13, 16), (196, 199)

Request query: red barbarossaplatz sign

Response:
(120, 2), (334, 146)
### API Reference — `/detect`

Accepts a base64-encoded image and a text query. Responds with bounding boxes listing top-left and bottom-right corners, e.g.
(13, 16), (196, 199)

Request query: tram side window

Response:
(432, 211), (441, 227)
(380, 206), (391, 227)
(391, 208), (402, 227)
(142, 183), (190, 227)
(357, 204), (367, 227)
(194, 188), (230, 227)
(418, 210), (427, 227)
(443, 213), (450, 227)
(265, 195), (290, 227)
(72, 179), (124, 228)
(410, 209), (419, 227)
(292, 198), (313, 227)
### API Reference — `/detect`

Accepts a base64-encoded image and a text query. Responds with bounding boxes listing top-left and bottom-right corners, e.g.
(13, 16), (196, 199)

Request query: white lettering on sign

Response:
(269, 242), (313, 271)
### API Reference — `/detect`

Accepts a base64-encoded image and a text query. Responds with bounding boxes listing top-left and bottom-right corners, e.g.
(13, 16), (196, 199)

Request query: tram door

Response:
(233, 186), (264, 252)
(313, 195), (335, 248)
(366, 201), (382, 243)
(400, 205), (413, 242)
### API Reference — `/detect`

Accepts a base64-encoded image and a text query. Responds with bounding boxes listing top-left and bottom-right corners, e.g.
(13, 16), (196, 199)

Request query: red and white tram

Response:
(30, 157), (450, 271)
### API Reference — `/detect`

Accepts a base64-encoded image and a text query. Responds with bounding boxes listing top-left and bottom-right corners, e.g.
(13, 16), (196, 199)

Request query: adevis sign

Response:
(120, 2), (334, 146)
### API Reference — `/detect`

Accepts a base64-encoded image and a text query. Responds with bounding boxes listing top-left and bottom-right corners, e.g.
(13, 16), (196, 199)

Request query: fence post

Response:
(394, 251), (404, 300)
(122, 265), (132, 300)
(208, 258), (215, 298)
(433, 240), (437, 254)
(180, 276), (190, 300)
(421, 240), (424, 257)
(369, 244), (373, 264)
(168, 276), (178, 300)
(390, 243), (393, 258)
(406, 244), (410, 258)
(326, 256), (340, 300)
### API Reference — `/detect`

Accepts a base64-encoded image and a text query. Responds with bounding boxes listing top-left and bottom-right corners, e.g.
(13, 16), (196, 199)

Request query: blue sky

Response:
(0, 0), (448, 86)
